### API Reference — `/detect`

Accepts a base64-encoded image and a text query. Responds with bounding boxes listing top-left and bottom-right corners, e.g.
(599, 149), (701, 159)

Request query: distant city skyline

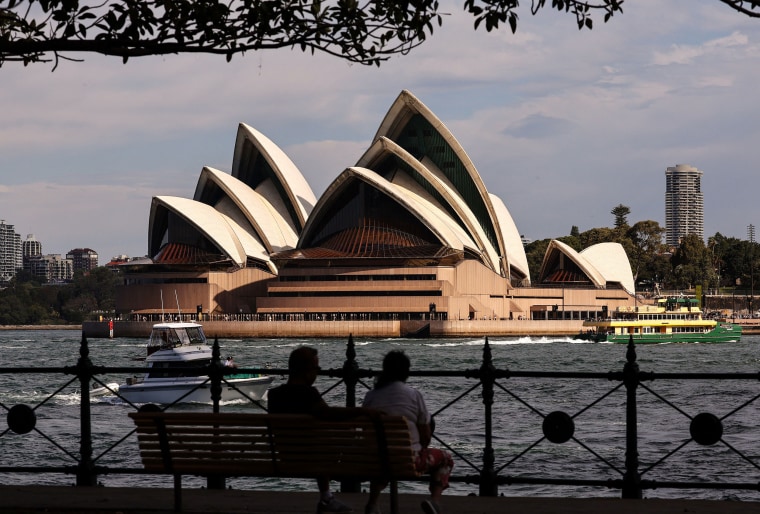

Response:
(0, 220), (104, 284)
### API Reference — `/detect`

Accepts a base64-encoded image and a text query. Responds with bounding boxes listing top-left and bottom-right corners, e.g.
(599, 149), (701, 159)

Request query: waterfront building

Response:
(66, 248), (99, 273)
(665, 164), (704, 246)
(116, 91), (635, 327)
(0, 220), (22, 284)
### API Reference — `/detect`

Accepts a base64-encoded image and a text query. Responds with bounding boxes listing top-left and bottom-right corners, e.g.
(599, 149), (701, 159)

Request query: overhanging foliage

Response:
(1, 0), (627, 69)
(1, 2), (759, 69)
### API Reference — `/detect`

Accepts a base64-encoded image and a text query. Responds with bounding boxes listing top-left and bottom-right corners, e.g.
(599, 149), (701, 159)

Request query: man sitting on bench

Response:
(362, 350), (453, 514)
(268, 346), (354, 514)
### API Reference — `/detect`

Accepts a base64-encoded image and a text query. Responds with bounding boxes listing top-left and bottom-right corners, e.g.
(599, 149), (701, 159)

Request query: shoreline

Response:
(0, 325), (82, 330)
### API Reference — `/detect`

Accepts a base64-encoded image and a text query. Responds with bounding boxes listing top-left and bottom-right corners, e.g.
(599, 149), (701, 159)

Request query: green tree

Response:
(707, 233), (734, 289)
(670, 234), (711, 290)
(524, 238), (551, 283)
(709, 234), (750, 290)
(0, 266), (121, 324)
(611, 204), (631, 230)
(625, 220), (665, 283)
(0, 279), (61, 324)
(71, 267), (121, 313)
(60, 293), (98, 323)
(4, 1), (758, 69)
(579, 226), (617, 248)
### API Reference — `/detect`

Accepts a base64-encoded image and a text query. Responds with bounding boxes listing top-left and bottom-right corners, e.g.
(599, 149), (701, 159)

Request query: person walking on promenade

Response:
(267, 346), (353, 514)
(362, 350), (453, 514)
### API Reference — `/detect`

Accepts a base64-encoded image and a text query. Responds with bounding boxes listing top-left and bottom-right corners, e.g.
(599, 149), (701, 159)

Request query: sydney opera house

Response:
(115, 90), (635, 333)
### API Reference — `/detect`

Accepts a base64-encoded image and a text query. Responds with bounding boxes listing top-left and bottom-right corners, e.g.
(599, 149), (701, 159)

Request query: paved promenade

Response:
(1, 486), (759, 514)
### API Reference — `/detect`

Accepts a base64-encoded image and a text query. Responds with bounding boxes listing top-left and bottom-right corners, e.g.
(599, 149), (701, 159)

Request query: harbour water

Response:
(0, 330), (758, 501)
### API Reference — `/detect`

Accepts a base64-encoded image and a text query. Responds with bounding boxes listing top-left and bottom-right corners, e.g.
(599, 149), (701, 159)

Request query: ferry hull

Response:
(591, 323), (743, 344)
(118, 375), (274, 404)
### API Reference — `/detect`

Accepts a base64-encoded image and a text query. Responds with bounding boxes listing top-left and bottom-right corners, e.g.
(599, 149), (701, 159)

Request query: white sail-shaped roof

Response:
(357, 137), (500, 271)
(195, 167), (299, 252)
(390, 170), (480, 255)
(300, 166), (467, 252)
(538, 239), (606, 287)
(149, 196), (274, 271)
(231, 123), (316, 230)
(489, 194), (530, 284)
(370, 90), (510, 278)
(581, 242), (635, 293)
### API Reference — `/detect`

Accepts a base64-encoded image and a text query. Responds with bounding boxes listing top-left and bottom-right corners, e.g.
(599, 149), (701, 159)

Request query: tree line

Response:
(524, 204), (759, 297)
(0, 267), (120, 325)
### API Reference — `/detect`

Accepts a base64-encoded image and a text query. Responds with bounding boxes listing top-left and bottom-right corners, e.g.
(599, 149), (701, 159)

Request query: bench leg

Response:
(174, 474), (182, 512)
(390, 481), (398, 514)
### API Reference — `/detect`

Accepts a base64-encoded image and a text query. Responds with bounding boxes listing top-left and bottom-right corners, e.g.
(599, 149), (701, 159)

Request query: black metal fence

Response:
(1, 334), (759, 499)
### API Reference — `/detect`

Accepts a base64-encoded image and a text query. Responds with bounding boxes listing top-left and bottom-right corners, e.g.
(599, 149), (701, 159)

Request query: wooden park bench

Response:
(129, 410), (421, 513)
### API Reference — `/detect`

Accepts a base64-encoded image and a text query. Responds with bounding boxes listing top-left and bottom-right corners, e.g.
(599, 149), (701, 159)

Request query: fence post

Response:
(622, 336), (642, 498)
(76, 333), (97, 486)
(479, 337), (498, 496)
(343, 334), (358, 408)
(341, 334), (361, 493)
(210, 337), (223, 413)
(207, 337), (225, 490)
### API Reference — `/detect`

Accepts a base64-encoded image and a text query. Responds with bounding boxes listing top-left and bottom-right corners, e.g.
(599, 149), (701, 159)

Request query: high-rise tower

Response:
(0, 220), (23, 284)
(23, 234), (42, 259)
(665, 164), (704, 246)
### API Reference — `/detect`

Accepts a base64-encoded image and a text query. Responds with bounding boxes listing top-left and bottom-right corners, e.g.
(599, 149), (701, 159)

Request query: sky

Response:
(2, 0), (760, 263)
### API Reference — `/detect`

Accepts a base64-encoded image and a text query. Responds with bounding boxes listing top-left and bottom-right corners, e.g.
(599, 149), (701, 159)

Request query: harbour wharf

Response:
(82, 319), (587, 338)
(2, 486), (759, 514)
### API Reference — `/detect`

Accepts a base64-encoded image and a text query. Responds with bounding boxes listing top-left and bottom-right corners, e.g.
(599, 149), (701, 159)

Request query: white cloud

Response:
(653, 31), (750, 65)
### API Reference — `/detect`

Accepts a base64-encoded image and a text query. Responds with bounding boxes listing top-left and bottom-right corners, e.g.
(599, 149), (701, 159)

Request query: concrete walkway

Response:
(0, 486), (758, 514)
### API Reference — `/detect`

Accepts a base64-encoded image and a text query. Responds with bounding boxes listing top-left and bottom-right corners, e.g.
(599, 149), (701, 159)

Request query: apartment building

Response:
(665, 164), (704, 246)
(0, 220), (22, 284)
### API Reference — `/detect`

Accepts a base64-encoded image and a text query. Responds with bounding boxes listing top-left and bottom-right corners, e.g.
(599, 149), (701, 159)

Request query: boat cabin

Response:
(147, 323), (207, 355)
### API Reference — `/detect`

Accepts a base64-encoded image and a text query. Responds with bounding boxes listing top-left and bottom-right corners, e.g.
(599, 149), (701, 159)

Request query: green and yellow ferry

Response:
(576, 297), (742, 343)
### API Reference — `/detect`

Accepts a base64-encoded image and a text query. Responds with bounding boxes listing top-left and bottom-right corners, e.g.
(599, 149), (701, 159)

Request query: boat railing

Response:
(0, 334), (758, 501)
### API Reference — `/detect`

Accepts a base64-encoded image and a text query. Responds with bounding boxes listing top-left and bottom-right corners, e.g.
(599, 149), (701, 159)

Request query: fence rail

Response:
(0, 334), (758, 499)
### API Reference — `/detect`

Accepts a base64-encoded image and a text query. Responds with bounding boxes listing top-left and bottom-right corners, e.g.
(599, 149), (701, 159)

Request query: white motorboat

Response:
(118, 322), (273, 404)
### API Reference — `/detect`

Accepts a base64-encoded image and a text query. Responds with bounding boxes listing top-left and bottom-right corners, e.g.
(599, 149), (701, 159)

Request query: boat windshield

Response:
(148, 326), (206, 350)
(185, 327), (206, 344)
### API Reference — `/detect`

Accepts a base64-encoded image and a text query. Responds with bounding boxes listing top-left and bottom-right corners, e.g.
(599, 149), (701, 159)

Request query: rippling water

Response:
(0, 330), (758, 500)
